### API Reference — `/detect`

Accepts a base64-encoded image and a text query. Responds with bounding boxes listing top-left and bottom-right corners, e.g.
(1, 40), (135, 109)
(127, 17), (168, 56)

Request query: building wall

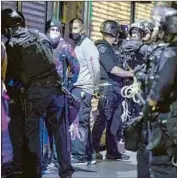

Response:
(90, 1), (131, 42)
(1, 1), (17, 10)
(135, 1), (155, 21)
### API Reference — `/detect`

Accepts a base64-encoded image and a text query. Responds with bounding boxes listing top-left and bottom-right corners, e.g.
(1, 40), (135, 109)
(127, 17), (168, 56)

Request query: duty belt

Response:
(30, 75), (57, 86)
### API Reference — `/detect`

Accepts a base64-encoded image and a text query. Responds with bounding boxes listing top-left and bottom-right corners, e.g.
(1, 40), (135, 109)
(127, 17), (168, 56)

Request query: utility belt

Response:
(146, 113), (177, 157)
(99, 80), (122, 94)
(29, 74), (58, 87)
(123, 116), (143, 152)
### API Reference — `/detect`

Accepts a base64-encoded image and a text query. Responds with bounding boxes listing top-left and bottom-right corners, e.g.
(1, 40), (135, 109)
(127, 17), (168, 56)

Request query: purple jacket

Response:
(53, 38), (80, 84)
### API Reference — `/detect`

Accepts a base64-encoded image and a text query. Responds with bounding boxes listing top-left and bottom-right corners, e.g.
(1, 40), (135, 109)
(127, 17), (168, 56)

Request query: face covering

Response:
(47, 32), (60, 48)
(69, 33), (81, 41)
(48, 32), (60, 39)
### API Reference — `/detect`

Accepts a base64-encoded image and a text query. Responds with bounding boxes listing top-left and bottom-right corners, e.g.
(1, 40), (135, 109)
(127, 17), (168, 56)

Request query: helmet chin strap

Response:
(4, 27), (13, 39)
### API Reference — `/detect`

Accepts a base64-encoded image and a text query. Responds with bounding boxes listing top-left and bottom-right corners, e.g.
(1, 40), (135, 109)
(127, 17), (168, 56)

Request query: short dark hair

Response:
(69, 17), (83, 25)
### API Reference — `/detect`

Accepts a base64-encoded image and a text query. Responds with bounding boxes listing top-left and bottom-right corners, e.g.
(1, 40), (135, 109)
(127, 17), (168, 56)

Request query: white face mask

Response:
(48, 32), (60, 39)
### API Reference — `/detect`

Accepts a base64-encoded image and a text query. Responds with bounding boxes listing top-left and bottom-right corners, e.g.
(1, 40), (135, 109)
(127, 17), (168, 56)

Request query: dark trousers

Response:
(127, 98), (142, 118)
(151, 155), (177, 178)
(8, 95), (25, 174)
(71, 88), (92, 161)
(149, 114), (177, 178)
(22, 85), (74, 178)
(40, 118), (52, 170)
(92, 85), (123, 154)
(137, 144), (151, 178)
(43, 88), (81, 167)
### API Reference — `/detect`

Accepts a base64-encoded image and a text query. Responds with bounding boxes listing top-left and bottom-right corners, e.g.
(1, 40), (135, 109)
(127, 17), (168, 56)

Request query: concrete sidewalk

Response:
(43, 151), (137, 178)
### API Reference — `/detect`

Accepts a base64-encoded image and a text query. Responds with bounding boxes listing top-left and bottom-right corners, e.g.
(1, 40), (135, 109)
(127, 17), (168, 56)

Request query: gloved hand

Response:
(94, 87), (101, 99)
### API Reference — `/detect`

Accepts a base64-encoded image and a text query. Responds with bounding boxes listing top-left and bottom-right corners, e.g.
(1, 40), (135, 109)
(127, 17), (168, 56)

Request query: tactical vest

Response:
(146, 44), (177, 157)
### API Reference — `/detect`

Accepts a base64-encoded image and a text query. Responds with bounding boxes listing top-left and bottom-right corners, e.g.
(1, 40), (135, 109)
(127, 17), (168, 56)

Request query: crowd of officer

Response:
(1, 5), (177, 178)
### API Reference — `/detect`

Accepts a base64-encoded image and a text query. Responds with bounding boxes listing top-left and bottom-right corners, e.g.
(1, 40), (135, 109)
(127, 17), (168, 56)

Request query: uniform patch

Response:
(99, 46), (106, 53)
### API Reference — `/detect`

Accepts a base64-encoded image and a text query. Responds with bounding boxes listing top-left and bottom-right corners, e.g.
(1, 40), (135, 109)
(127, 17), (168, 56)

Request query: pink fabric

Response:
(1, 92), (10, 131)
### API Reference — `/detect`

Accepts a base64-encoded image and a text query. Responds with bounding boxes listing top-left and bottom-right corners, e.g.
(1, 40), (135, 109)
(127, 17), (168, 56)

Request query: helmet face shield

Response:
(139, 20), (154, 35)
(131, 29), (143, 40)
(151, 6), (177, 36)
(100, 20), (120, 37)
(129, 21), (146, 40)
(165, 14), (177, 35)
(108, 26), (119, 37)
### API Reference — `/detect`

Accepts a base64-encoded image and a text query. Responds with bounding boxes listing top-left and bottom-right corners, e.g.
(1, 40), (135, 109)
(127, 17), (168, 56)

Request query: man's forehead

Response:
(72, 20), (82, 27)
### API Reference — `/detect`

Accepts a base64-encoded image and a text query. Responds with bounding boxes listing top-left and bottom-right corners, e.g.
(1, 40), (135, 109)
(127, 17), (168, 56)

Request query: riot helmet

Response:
(17, 11), (26, 27)
(165, 10), (177, 34)
(140, 20), (154, 34)
(151, 6), (177, 42)
(45, 19), (62, 33)
(129, 21), (146, 40)
(100, 20), (120, 37)
(1, 8), (23, 28)
(119, 24), (129, 39)
(139, 20), (155, 43)
(1, 8), (24, 36)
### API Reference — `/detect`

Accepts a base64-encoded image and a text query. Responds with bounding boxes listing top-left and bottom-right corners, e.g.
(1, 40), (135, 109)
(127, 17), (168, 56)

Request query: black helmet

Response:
(100, 20), (120, 37)
(129, 21), (146, 35)
(152, 6), (167, 26)
(119, 24), (129, 40)
(120, 24), (129, 35)
(45, 19), (62, 33)
(17, 11), (26, 27)
(1, 8), (23, 28)
(165, 9), (177, 34)
(152, 6), (177, 34)
(140, 20), (154, 34)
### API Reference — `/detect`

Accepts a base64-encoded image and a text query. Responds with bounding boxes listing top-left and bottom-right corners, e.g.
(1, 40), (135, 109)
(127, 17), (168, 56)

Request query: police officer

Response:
(44, 19), (80, 170)
(140, 20), (154, 44)
(120, 20), (158, 178)
(116, 24), (129, 47)
(144, 6), (177, 178)
(119, 22), (147, 127)
(92, 20), (133, 160)
(2, 12), (26, 178)
(2, 9), (74, 178)
(135, 20), (157, 178)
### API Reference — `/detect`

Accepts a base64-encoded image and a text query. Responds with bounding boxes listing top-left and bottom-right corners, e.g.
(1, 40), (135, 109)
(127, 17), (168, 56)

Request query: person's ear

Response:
(80, 24), (85, 34)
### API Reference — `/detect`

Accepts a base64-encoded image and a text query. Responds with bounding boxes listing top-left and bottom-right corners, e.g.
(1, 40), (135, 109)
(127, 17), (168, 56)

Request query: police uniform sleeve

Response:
(97, 44), (116, 73)
(148, 47), (177, 102)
